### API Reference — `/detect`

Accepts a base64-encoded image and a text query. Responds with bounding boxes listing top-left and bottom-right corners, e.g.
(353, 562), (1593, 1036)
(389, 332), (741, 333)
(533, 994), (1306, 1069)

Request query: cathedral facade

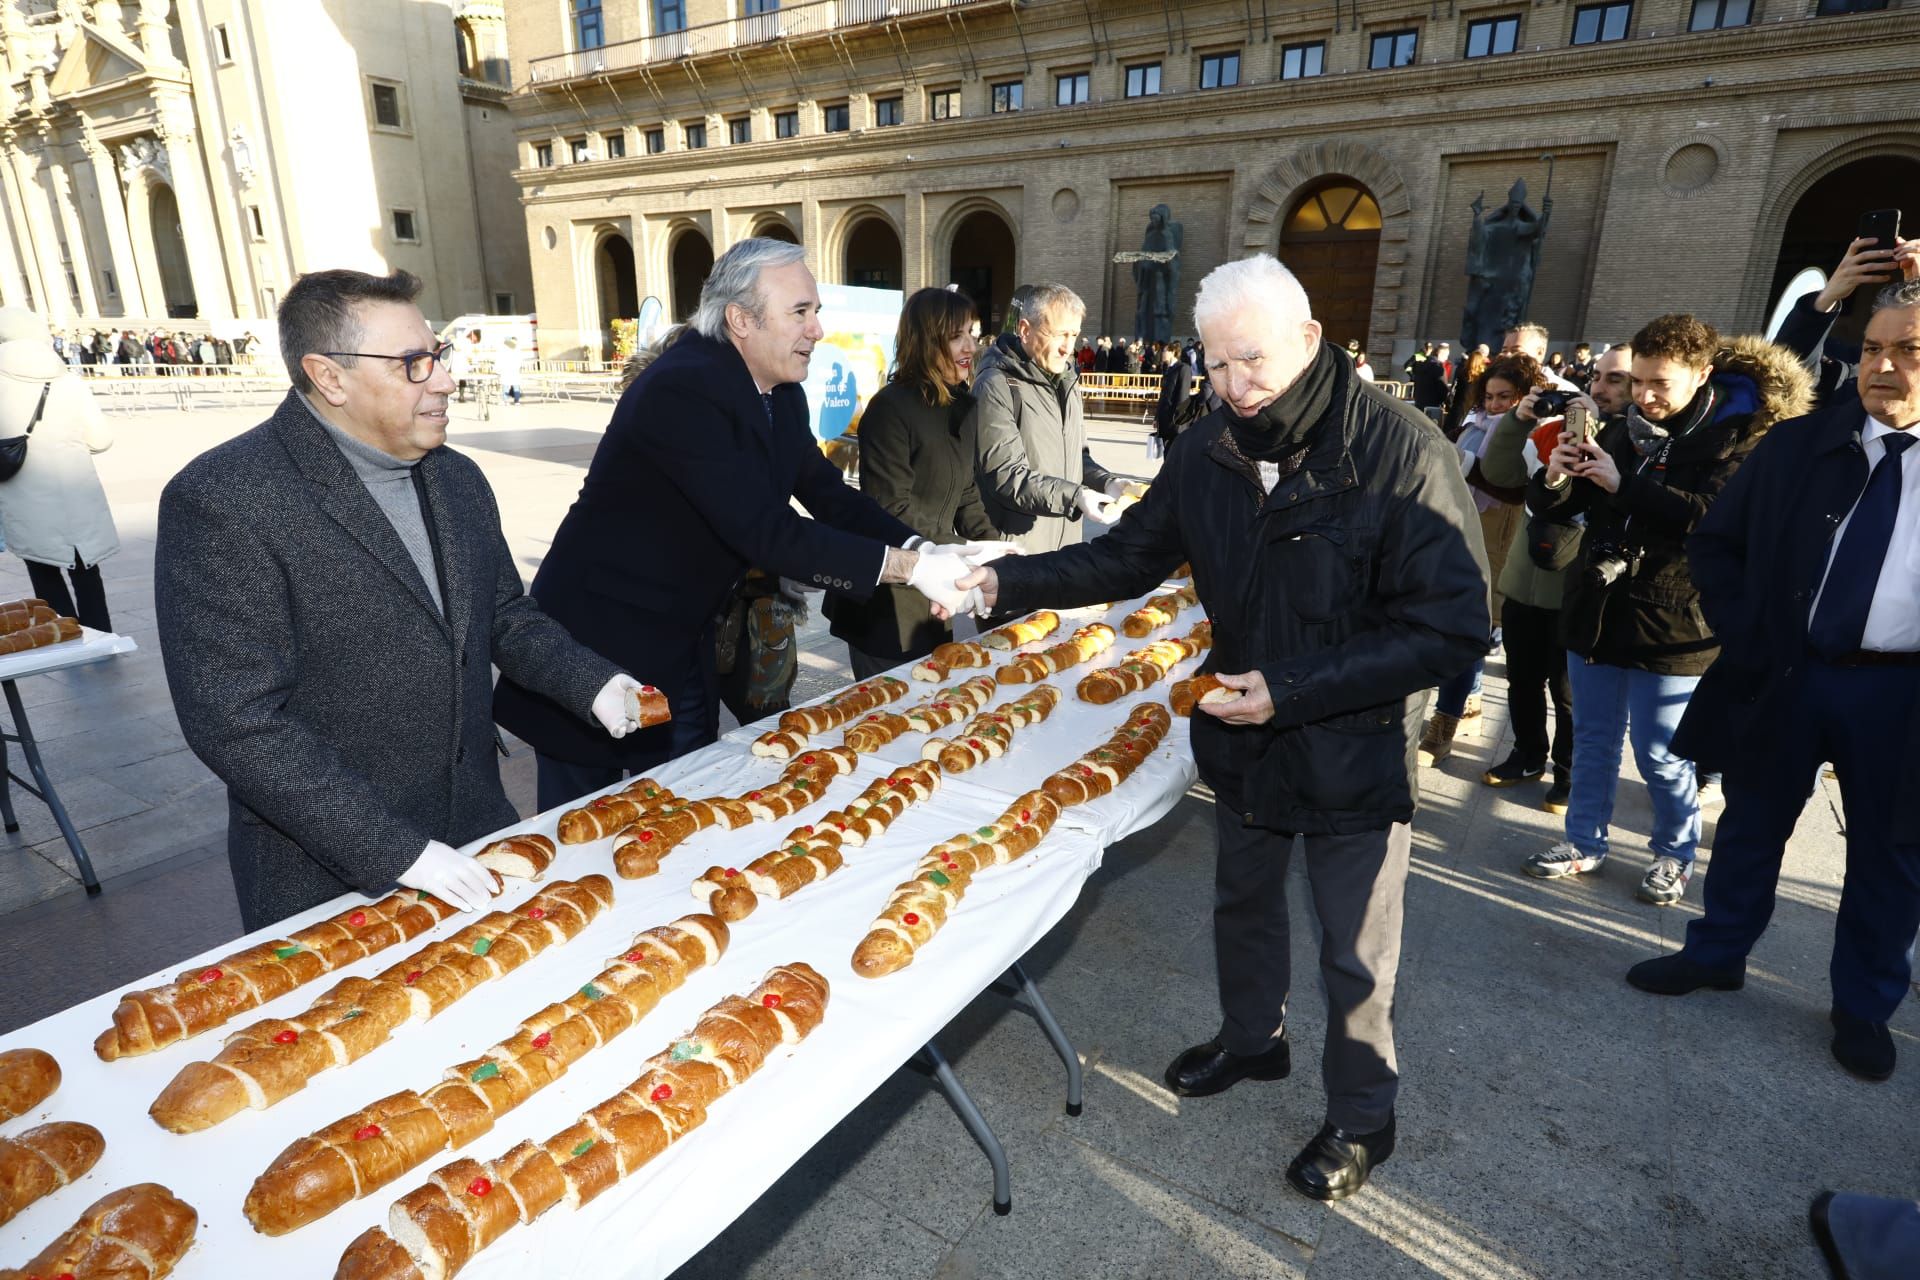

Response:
(0, 0), (530, 333)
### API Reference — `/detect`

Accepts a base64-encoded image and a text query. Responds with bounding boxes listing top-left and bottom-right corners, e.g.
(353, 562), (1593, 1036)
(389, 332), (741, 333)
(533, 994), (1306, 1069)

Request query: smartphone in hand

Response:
(1565, 400), (1593, 446)
(1859, 208), (1903, 254)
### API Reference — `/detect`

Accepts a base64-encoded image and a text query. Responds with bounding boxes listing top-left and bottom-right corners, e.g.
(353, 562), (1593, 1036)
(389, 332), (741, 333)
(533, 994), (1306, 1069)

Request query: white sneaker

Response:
(1637, 856), (1694, 905)
(1523, 842), (1605, 879)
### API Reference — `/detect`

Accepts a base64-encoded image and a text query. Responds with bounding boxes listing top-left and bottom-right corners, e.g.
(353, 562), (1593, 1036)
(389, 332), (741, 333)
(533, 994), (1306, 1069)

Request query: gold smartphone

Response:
(1564, 400), (1592, 445)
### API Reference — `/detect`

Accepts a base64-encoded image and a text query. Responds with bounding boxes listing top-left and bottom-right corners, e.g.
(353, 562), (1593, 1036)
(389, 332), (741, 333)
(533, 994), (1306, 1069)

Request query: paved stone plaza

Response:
(0, 393), (1905, 1278)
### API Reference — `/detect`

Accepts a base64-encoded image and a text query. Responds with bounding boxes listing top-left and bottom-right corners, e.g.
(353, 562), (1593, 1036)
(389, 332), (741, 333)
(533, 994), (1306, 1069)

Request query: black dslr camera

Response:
(1584, 537), (1641, 589)
(1533, 389), (1573, 419)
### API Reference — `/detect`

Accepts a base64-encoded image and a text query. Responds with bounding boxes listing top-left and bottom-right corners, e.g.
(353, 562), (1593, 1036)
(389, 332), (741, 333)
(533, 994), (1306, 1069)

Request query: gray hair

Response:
(1193, 255), (1311, 334)
(690, 238), (808, 341)
(1873, 279), (1920, 315)
(1019, 283), (1086, 333)
(1509, 322), (1550, 345)
(279, 268), (422, 393)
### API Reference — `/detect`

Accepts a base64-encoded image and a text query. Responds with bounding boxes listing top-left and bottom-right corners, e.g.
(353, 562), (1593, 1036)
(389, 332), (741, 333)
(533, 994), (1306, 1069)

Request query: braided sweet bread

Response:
(243, 912), (728, 1236)
(334, 964), (830, 1280)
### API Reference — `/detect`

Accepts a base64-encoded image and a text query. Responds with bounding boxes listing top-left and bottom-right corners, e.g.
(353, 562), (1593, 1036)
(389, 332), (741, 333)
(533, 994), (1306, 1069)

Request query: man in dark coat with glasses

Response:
(155, 268), (643, 929)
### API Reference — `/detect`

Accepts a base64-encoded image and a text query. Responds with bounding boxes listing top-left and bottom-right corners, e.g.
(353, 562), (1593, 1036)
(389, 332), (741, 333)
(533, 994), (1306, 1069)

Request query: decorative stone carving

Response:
(117, 135), (169, 186)
(154, 103), (194, 147)
(228, 125), (254, 188)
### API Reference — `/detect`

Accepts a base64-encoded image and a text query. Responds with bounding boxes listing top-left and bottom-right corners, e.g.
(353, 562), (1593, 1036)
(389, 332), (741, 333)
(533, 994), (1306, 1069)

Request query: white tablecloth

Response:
(0, 626), (135, 683)
(0, 593), (1202, 1279)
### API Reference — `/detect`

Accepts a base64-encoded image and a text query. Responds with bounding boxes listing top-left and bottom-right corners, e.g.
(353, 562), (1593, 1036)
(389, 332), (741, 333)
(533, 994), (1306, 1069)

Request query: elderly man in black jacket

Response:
(494, 240), (986, 810)
(1629, 282), (1920, 1083)
(156, 269), (644, 929)
(954, 254), (1488, 1202)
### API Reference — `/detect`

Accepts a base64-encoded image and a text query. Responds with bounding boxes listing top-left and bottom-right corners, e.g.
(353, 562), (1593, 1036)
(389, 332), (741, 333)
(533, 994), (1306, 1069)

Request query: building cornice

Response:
(509, 9), (1920, 200)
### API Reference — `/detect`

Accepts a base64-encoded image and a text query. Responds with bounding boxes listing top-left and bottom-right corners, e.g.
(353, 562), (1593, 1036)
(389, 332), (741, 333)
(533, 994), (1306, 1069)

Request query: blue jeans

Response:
(1564, 657), (1701, 863)
(1436, 658), (1485, 718)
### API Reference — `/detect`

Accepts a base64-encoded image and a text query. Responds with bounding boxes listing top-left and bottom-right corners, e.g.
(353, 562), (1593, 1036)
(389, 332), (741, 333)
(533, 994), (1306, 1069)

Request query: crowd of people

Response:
(1075, 332), (1206, 377)
(50, 326), (259, 371)
(111, 219), (1920, 1274)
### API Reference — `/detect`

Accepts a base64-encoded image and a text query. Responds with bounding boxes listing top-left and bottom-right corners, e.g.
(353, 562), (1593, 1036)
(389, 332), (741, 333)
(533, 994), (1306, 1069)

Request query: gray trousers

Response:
(1212, 805), (1410, 1132)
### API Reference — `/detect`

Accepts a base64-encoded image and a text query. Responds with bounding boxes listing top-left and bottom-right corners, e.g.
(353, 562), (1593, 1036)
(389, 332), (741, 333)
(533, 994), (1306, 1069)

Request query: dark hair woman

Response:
(826, 287), (998, 678)
(1419, 351), (1542, 768)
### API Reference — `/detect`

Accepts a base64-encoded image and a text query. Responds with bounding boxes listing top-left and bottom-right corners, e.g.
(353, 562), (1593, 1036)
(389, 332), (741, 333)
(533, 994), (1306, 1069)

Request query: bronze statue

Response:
(1132, 204), (1183, 345)
(1461, 166), (1553, 352)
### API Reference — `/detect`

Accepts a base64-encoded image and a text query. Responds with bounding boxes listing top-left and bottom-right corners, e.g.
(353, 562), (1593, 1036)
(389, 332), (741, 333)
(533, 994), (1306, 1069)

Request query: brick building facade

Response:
(504, 0), (1920, 362)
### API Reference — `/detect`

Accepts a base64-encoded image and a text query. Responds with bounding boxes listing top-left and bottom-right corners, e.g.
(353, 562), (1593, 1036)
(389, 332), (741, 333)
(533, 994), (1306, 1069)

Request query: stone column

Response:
(47, 160), (99, 317)
(79, 120), (146, 317)
(137, 0), (180, 67)
(154, 109), (232, 319)
(7, 127), (75, 321)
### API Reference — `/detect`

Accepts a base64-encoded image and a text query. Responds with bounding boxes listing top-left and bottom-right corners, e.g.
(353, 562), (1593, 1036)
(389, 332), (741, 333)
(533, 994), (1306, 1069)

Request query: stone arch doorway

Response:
(593, 232), (638, 360)
(843, 217), (901, 291)
(668, 226), (713, 323)
(149, 184), (195, 319)
(948, 207), (1016, 332)
(752, 217), (799, 244)
(1241, 140), (1410, 357)
(1768, 154), (1920, 348)
(1279, 180), (1382, 351)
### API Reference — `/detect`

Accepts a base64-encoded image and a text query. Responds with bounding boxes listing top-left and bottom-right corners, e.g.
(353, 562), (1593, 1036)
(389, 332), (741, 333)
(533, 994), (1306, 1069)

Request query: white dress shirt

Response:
(1809, 415), (1920, 652)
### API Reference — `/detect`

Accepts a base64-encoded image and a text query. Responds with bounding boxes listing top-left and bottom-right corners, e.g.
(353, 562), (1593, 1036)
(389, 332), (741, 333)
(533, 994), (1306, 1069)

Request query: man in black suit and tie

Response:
(156, 269), (646, 929)
(495, 239), (989, 809)
(1630, 278), (1920, 1082)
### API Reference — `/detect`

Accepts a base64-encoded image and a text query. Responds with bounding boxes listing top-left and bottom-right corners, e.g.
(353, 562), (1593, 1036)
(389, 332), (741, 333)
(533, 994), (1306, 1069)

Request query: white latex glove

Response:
(934, 567), (1000, 621)
(906, 548), (976, 614)
(592, 673), (645, 739)
(1077, 488), (1121, 526)
(1104, 477), (1149, 501)
(398, 840), (499, 913)
(924, 539), (1022, 565)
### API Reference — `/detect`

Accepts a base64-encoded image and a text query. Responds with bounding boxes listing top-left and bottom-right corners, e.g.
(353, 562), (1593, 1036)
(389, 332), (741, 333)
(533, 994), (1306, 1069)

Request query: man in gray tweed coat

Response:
(156, 269), (644, 930)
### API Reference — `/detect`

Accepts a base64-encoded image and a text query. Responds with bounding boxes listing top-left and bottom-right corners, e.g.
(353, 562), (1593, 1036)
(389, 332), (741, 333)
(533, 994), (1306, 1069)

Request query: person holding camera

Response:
(1417, 350), (1535, 766)
(1470, 345), (1634, 812)
(1520, 315), (1811, 905)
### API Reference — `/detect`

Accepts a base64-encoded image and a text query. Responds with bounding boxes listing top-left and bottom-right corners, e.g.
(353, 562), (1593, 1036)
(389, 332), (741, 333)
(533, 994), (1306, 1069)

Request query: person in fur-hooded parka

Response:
(1526, 324), (1814, 676)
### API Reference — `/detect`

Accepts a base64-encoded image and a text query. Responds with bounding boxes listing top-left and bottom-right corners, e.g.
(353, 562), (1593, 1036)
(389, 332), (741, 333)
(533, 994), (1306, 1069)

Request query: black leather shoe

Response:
(1809, 1191), (1853, 1279)
(1830, 1009), (1895, 1082)
(1286, 1113), (1396, 1202)
(1625, 952), (1746, 995)
(1163, 1035), (1291, 1098)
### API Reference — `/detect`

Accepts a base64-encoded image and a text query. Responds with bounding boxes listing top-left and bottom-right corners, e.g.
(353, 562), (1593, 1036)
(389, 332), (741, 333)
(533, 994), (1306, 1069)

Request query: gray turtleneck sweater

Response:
(301, 392), (444, 615)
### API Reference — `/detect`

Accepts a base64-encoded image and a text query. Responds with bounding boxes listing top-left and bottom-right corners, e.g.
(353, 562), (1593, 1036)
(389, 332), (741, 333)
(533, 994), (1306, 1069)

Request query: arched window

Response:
(1284, 183), (1382, 236)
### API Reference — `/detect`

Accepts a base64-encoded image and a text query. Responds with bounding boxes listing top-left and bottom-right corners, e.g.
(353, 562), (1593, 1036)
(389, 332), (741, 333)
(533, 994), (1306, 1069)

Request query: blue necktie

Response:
(761, 393), (774, 427)
(1809, 432), (1915, 658)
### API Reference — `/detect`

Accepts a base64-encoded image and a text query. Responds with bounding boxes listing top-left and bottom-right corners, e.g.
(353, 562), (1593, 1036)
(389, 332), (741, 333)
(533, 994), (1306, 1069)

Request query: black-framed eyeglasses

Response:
(321, 341), (454, 384)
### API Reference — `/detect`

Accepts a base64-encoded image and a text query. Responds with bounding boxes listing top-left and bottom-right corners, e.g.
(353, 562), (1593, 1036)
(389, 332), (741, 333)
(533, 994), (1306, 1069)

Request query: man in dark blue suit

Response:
(495, 240), (990, 809)
(1629, 280), (1920, 1082)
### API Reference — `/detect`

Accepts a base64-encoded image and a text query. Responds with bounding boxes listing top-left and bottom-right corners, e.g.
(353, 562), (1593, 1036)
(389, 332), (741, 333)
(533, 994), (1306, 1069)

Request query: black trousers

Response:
(1213, 804), (1410, 1132)
(845, 642), (906, 681)
(1500, 600), (1571, 773)
(26, 552), (110, 632)
(532, 652), (720, 813)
